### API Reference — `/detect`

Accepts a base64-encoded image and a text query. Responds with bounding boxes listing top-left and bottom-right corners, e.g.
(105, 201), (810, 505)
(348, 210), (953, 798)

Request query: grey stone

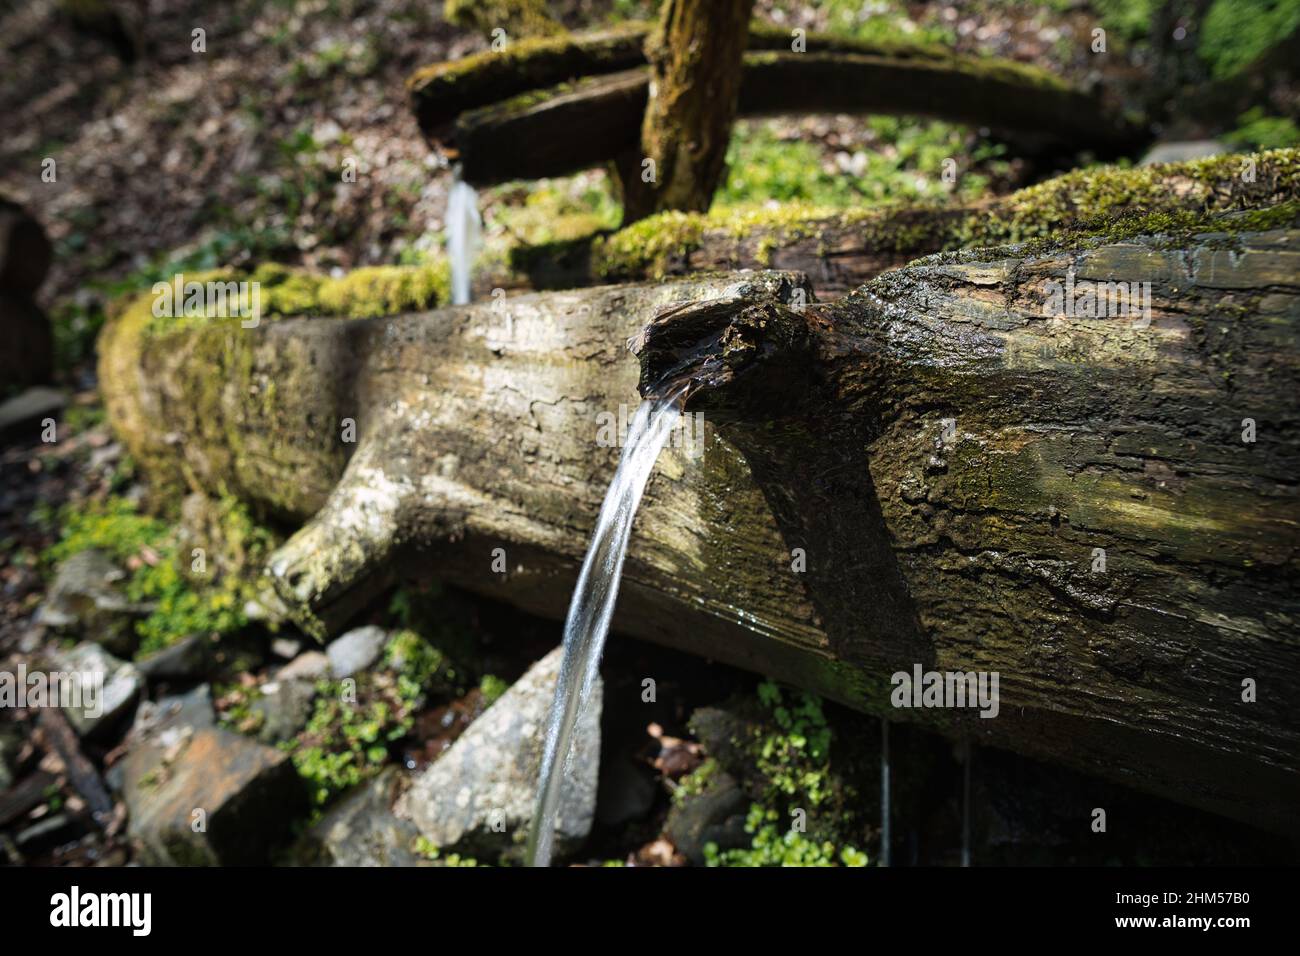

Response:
(136, 634), (214, 681)
(119, 722), (305, 865)
(271, 637), (302, 660)
(1139, 140), (1227, 166)
(43, 642), (141, 739)
(396, 645), (601, 861)
(36, 549), (146, 656)
(596, 754), (657, 828)
(326, 625), (388, 678)
(251, 679), (316, 744)
(0, 386), (64, 437)
(664, 769), (749, 866)
(278, 650), (329, 682)
(297, 768), (428, 867)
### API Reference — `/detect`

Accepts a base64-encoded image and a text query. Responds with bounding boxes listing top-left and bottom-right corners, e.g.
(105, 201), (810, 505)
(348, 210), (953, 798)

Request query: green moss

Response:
(134, 262), (450, 338)
(478, 674), (508, 706)
(443, 0), (564, 37)
(44, 495), (276, 658)
(591, 147), (1300, 279)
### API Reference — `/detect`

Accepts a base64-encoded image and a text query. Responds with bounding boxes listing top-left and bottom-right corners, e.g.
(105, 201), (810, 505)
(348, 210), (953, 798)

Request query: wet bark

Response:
(99, 228), (1300, 834)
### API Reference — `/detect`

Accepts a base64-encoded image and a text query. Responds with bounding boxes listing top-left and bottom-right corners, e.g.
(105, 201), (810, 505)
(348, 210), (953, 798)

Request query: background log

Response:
(99, 225), (1300, 834)
(423, 36), (1143, 187)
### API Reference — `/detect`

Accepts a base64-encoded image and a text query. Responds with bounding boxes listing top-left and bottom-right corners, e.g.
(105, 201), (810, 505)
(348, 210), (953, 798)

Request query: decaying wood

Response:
(421, 34), (1142, 187)
(510, 148), (1300, 298)
(34, 709), (114, 821)
(622, 0), (756, 223)
(99, 223), (1300, 833)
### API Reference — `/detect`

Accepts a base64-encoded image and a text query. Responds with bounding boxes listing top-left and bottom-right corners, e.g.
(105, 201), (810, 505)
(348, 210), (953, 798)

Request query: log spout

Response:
(632, 227), (1300, 835)
(99, 226), (1300, 833)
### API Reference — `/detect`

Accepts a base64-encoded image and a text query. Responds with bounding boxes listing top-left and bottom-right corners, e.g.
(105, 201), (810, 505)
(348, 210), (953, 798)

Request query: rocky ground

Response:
(2, 0), (1298, 866)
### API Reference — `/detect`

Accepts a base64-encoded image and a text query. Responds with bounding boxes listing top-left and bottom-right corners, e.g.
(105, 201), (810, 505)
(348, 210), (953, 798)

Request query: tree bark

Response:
(99, 224), (1300, 833)
(620, 0), (755, 223)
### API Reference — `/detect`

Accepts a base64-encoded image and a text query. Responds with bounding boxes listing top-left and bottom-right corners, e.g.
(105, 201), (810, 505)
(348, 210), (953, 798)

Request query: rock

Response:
(131, 684), (217, 737)
(596, 753), (657, 828)
(0, 386), (64, 442)
(1139, 139), (1227, 166)
(36, 549), (144, 657)
(271, 637), (302, 660)
(136, 634), (214, 682)
(278, 650), (329, 682)
(396, 645), (601, 861)
(296, 768), (428, 867)
(664, 768), (749, 866)
(15, 813), (84, 852)
(326, 625), (388, 678)
(43, 642), (142, 739)
(119, 722), (306, 865)
(251, 679), (316, 744)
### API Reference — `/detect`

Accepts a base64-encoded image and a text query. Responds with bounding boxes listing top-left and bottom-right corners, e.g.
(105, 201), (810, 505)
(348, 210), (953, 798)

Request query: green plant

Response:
(703, 680), (868, 867)
(45, 495), (276, 658)
(1225, 108), (1300, 150)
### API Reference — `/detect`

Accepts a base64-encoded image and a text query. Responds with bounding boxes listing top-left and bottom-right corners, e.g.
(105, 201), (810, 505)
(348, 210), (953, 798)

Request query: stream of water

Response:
(446, 169), (481, 305)
(525, 386), (687, 867)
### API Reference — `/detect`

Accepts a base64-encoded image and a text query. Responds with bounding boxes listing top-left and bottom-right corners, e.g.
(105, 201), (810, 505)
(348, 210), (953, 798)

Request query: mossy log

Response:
(417, 32), (1142, 186)
(408, 21), (1066, 136)
(512, 148), (1300, 298)
(99, 226), (1300, 833)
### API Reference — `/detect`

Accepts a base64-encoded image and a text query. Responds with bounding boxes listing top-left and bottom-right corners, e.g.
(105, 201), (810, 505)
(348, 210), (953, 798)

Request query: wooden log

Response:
(408, 21), (1054, 138)
(419, 33), (1143, 186)
(99, 217), (1300, 833)
(510, 148), (1300, 298)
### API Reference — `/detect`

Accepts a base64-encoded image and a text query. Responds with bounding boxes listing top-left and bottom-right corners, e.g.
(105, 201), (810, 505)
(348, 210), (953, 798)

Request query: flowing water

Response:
(525, 385), (687, 867)
(446, 169), (481, 306)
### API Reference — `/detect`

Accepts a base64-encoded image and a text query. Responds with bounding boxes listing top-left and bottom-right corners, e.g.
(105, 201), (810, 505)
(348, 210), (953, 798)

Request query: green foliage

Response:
(1092, 0), (1157, 41)
(289, 679), (412, 808)
(413, 835), (480, 866)
(718, 119), (1004, 209)
(672, 757), (719, 804)
(287, 630), (449, 809)
(478, 673), (508, 706)
(45, 495), (276, 658)
(1199, 0), (1300, 77)
(703, 681), (868, 867)
(1225, 108), (1300, 150)
(705, 804), (867, 867)
(814, 0), (955, 46)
